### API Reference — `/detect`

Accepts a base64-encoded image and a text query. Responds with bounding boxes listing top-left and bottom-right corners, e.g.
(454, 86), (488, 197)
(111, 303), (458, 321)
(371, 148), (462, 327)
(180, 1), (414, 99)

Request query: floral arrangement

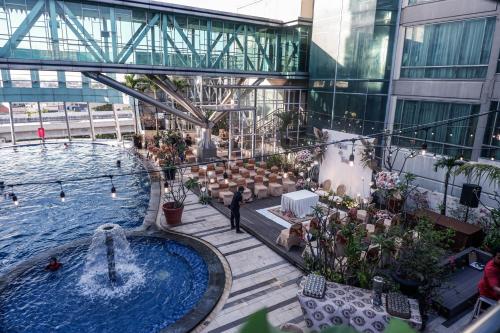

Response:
(296, 179), (306, 190)
(325, 194), (358, 210)
(375, 171), (400, 190)
(374, 209), (393, 221)
(295, 149), (314, 166)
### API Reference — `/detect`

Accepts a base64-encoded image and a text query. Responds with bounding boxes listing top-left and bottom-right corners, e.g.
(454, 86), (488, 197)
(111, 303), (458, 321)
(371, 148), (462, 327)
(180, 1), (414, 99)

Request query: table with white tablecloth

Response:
(281, 190), (319, 218)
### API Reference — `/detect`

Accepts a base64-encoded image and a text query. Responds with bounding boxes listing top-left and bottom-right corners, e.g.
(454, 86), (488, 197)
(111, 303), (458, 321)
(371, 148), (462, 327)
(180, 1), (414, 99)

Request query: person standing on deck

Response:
(230, 186), (245, 234)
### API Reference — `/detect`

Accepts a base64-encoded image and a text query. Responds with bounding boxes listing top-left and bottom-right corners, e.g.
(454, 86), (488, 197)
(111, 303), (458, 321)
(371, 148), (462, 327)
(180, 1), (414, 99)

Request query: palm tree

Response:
(276, 110), (297, 147)
(123, 74), (148, 133)
(433, 157), (463, 215)
(123, 74), (161, 135)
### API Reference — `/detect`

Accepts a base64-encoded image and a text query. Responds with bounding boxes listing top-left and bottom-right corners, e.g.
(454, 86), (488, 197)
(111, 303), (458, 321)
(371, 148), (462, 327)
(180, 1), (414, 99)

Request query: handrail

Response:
(462, 303), (500, 333)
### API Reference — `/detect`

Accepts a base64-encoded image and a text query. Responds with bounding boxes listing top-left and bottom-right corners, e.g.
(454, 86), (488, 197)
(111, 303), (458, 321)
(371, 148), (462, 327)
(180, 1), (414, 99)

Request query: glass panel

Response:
(66, 102), (91, 138)
(10, 69), (32, 88)
(40, 102), (69, 139)
(39, 71), (58, 88)
(394, 99), (479, 156)
(481, 102), (500, 160)
(65, 72), (82, 88)
(11, 102), (41, 141)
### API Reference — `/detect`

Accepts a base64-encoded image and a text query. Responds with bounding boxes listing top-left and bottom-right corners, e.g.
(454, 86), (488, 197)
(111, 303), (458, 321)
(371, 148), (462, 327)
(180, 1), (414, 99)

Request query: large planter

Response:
(387, 197), (403, 213)
(162, 202), (184, 225)
(163, 166), (177, 181)
(391, 272), (422, 297)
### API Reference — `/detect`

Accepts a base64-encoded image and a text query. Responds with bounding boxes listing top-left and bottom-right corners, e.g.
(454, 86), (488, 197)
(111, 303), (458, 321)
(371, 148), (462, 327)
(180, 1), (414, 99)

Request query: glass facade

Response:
(401, 17), (495, 79)
(482, 102), (500, 160)
(393, 100), (479, 158)
(307, 0), (398, 135)
(0, 0), (309, 74)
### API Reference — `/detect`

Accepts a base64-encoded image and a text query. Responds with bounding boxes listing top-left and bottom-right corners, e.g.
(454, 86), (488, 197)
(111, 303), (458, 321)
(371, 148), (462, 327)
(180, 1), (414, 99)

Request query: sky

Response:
(158, 0), (303, 21)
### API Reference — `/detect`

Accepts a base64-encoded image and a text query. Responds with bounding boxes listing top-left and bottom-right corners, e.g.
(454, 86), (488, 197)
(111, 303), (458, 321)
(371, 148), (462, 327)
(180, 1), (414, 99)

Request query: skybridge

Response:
(0, 0), (310, 78)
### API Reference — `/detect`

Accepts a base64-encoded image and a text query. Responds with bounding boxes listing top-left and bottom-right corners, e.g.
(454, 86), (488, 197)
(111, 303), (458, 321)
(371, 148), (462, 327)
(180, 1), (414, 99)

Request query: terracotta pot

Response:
(162, 202), (184, 225)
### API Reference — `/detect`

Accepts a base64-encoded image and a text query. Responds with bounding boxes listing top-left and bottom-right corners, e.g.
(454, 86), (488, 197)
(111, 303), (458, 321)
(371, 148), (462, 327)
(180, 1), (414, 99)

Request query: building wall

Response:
(388, 0), (500, 161)
(307, 0), (399, 136)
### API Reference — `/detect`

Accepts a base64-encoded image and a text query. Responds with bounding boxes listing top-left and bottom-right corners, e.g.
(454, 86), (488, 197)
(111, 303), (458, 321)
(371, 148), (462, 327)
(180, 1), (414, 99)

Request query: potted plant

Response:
(433, 157), (464, 215)
(162, 171), (198, 225)
(160, 130), (187, 181)
(391, 218), (453, 319)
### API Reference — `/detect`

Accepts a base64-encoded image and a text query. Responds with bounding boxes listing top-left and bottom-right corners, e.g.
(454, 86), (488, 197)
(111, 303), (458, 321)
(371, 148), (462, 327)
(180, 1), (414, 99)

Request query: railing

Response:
(463, 303), (500, 333)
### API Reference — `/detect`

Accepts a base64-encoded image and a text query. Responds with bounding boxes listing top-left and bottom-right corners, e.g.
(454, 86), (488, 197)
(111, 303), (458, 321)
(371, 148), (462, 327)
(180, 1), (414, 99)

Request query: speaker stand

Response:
(464, 207), (470, 224)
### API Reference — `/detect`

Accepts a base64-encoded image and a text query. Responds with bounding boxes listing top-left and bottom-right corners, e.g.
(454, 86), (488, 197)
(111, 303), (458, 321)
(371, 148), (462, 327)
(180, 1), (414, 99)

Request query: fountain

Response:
(78, 223), (145, 298)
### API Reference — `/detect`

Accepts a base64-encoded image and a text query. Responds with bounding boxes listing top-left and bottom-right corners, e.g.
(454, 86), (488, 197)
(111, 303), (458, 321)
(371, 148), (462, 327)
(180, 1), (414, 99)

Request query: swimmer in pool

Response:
(45, 257), (62, 271)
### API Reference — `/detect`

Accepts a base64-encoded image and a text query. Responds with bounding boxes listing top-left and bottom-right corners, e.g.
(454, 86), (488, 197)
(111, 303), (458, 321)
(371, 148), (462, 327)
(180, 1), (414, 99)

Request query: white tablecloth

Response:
(281, 190), (319, 218)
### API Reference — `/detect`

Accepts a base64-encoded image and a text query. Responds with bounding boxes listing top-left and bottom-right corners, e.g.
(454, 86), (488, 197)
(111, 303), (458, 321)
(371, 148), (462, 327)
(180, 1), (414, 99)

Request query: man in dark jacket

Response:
(230, 186), (245, 233)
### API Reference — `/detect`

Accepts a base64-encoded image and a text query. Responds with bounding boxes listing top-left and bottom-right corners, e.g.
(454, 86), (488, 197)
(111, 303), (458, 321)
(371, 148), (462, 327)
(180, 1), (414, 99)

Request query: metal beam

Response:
(147, 75), (206, 121)
(211, 78), (264, 124)
(57, 2), (109, 62)
(212, 26), (244, 68)
(82, 72), (206, 128)
(117, 14), (160, 63)
(0, 0), (45, 58)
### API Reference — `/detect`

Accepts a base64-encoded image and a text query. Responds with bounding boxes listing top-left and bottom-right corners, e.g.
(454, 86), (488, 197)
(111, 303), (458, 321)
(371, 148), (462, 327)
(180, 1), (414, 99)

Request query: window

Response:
(393, 100), (479, 158)
(10, 69), (31, 88)
(65, 72), (82, 88)
(401, 17), (495, 79)
(39, 71), (58, 88)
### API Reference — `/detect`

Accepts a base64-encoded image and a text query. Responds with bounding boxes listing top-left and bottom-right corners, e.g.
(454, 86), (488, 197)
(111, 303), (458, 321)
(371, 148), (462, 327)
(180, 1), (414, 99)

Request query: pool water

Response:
(0, 237), (209, 333)
(0, 143), (150, 273)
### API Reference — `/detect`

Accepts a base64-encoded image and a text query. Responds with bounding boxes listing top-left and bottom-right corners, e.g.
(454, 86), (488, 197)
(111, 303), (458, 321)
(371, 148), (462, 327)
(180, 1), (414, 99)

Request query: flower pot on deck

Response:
(391, 272), (422, 297)
(163, 167), (177, 181)
(162, 202), (184, 225)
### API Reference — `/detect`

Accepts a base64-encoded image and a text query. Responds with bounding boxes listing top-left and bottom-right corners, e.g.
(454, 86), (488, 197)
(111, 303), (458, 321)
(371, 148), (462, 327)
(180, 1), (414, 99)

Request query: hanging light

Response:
(116, 160), (121, 168)
(58, 181), (65, 202)
(421, 128), (428, 156)
(349, 153), (354, 167)
(459, 154), (464, 161)
(283, 172), (288, 179)
(349, 139), (355, 167)
(164, 181), (170, 193)
(420, 143), (427, 156)
(306, 178), (311, 182)
(223, 171), (228, 179)
(313, 160), (319, 166)
(110, 176), (116, 198)
(201, 186), (207, 193)
(433, 153), (437, 159)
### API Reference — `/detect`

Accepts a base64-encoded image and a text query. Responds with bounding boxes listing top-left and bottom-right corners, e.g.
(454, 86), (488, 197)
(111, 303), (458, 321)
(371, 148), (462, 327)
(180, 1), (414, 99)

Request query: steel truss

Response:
(0, 0), (310, 76)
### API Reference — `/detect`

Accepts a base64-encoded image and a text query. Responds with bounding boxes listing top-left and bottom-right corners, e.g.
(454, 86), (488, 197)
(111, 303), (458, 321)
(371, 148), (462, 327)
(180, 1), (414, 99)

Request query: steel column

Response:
(37, 102), (44, 143)
(63, 102), (72, 141)
(7, 102), (15, 144)
(87, 102), (96, 140)
(112, 104), (122, 141)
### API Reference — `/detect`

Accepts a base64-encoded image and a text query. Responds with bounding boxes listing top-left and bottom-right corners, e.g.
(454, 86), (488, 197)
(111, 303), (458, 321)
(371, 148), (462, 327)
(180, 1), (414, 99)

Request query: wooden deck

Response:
(210, 196), (307, 271)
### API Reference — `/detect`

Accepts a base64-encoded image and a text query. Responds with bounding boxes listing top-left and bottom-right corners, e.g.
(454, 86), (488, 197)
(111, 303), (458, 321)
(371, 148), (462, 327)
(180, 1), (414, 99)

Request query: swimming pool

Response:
(0, 143), (150, 273)
(0, 235), (210, 333)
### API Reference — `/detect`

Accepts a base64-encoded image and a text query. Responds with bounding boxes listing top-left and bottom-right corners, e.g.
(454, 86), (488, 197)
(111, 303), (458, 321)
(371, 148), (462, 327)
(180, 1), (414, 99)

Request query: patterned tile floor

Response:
(158, 191), (307, 333)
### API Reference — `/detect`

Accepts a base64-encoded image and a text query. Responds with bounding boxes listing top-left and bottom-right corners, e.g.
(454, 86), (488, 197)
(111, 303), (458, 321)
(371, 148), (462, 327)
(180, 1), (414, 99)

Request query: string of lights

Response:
(1, 109), (498, 206)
